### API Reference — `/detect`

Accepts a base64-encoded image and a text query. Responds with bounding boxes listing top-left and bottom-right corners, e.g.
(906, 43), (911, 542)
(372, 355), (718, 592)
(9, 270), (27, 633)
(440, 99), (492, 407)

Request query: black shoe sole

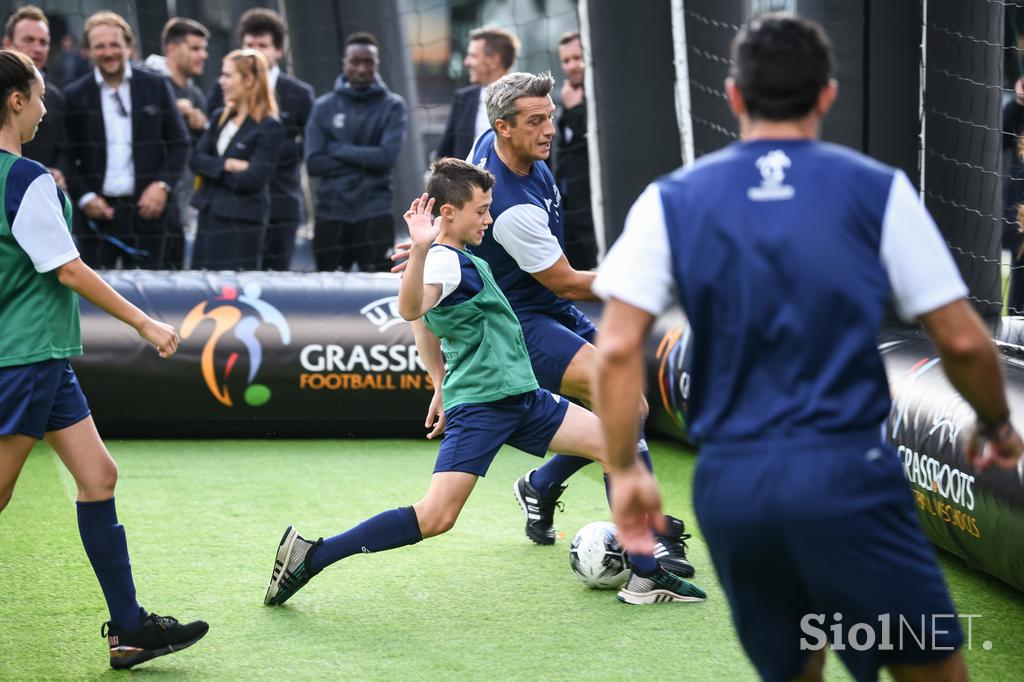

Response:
(109, 625), (209, 670)
(512, 480), (555, 545)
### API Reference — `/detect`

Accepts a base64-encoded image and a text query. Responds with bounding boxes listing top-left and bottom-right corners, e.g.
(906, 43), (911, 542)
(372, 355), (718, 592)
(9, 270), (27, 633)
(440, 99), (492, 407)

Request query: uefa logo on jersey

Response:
(180, 284), (292, 408)
(748, 149), (795, 201)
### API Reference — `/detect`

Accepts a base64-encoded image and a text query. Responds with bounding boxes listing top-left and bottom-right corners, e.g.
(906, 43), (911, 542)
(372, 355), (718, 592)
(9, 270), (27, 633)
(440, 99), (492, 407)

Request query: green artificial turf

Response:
(1, 440), (1021, 680)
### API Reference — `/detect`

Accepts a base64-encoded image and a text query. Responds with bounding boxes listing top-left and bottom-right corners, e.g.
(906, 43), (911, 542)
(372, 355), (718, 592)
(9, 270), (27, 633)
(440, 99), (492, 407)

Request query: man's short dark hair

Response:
(427, 158), (495, 209)
(468, 26), (519, 71)
(558, 31), (580, 47)
(162, 17), (209, 46)
(5, 5), (47, 41)
(238, 7), (286, 50)
(345, 31), (379, 49)
(730, 13), (833, 121)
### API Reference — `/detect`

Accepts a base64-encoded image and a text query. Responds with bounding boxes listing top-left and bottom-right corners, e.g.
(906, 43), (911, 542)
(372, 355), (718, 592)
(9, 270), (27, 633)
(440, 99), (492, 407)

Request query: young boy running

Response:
(264, 159), (705, 606)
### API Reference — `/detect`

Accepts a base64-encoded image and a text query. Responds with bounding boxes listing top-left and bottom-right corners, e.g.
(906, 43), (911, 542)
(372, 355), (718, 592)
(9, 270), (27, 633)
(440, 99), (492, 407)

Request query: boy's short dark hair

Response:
(238, 7), (286, 50)
(427, 158), (495, 210)
(162, 17), (209, 46)
(730, 13), (834, 121)
(345, 31), (379, 49)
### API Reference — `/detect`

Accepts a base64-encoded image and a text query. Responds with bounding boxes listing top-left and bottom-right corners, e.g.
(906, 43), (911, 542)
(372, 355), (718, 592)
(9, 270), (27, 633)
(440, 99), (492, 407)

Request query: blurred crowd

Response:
(5, 4), (595, 272)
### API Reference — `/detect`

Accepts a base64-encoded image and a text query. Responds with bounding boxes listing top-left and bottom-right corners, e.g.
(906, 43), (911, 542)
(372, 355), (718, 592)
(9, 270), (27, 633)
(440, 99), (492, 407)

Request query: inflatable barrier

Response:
(76, 271), (436, 438)
(649, 313), (1024, 593)
(77, 271), (1023, 591)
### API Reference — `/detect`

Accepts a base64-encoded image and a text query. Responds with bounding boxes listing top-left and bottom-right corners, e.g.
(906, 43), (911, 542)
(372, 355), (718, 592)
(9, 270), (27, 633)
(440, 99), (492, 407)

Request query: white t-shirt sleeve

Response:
(491, 203), (564, 273)
(880, 171), (968, 321)
(422, 246), (463, 307)
(593, 183), (677, 315)
(11, 172), (79, 273)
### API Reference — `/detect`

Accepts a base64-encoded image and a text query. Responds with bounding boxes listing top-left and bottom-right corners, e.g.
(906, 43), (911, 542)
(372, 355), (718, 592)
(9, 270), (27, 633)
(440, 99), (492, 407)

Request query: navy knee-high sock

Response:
(310, 506), (422, 575)
(77, 499), (142, 631)
(528, 454), (590, 496)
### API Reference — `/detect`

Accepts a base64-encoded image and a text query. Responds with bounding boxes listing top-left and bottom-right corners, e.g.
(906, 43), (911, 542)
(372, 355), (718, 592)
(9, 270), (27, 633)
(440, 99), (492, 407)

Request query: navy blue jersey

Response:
(470, 130), (575, 317)
(595, 139), (967, 444)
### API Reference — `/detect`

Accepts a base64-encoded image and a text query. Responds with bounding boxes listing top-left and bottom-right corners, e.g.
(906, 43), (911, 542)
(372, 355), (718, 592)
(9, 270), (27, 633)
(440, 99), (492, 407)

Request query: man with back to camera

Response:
(206, 7), (313, 271)
(305, 31), (406, 273)
(64, 11), (189, 270)
(595, 13), (1024, 681)
(436, 26), (518, 161)
(3, 4), (68, 190)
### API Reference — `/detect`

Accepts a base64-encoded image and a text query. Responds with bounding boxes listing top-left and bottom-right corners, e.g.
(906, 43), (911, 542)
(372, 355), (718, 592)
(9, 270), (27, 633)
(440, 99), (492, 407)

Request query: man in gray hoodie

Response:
(305, 31), (407, 272)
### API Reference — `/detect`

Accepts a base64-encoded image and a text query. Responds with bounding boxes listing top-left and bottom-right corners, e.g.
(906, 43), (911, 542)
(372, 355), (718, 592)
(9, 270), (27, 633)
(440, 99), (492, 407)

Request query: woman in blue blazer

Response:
(191, 49), (282, 270)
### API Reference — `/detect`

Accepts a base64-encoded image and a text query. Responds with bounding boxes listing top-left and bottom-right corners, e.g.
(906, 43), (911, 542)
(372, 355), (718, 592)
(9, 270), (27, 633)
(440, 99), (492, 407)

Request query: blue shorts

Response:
(434, 389), (570, 477)
(0, 359), (91, 439)
(518, 307), (596, 392)
(694, 430), (963, 682)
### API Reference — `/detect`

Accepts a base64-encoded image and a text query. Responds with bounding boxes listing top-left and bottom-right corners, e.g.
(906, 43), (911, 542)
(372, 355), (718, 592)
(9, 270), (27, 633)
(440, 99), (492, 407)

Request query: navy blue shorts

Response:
(518, 307), (596, 392)
(434, 389), (570, 477)
(694, 431), (963, 682)
(0, 359), (91, 439)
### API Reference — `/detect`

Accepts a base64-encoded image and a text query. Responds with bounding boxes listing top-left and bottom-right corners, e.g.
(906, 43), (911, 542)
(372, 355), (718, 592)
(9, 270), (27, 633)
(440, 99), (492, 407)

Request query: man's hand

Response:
(391, 240), (412, 273)
(137, 181), (168, 220)
(224, 158), (250, 173)
(607, 464), (666, 556)
(561, 79), (584, 110)
(137, 317), (179, 358)
(1015, 78), (1024, 106)
(403, 193), (438, 248)
(425, 389), (445, 439)
(49, 167), (67, 190)
(186, 108), (207, 131)
(83, 195), (114, 221)
(967, 421), (1024, 474)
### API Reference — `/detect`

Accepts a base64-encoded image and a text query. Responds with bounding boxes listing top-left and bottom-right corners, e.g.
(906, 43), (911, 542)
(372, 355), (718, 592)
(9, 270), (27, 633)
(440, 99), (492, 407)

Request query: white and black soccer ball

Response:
(568, 521), (630, 589)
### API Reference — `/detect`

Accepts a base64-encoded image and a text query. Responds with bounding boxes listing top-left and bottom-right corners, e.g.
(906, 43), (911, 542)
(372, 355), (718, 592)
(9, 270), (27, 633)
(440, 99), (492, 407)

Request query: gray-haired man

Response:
(471, 72), (699, 603)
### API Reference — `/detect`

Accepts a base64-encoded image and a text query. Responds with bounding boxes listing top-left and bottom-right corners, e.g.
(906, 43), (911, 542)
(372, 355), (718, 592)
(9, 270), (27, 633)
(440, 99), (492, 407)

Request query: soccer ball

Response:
(568, 521), (630, 589)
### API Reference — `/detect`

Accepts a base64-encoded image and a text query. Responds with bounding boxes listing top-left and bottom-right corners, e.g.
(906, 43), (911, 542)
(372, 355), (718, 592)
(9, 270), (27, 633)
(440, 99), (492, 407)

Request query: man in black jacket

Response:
(206, 8), (314, 270)
(554, 31), (596, 270)
(64, 11), (189, 270)
(435, 26), (518, 161)
(3, 5), (68, 190)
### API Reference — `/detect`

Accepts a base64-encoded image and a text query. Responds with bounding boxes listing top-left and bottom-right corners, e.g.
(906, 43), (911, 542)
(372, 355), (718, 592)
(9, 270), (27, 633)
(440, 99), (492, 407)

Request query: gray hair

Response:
(485, 71), (555, 129)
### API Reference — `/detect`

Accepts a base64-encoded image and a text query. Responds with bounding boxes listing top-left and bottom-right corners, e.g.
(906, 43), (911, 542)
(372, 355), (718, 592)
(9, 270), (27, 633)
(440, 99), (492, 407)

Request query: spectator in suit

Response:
(305, 31), (406, 272)
(3, 5), (67, 190)
(554, 31), (596, 270)
(436, 26), (518, 161)
(206, 8), (313, 271)
(190, 49), (282, 270)
(64, 11), (189, 269)
(159, 17), (209, 268)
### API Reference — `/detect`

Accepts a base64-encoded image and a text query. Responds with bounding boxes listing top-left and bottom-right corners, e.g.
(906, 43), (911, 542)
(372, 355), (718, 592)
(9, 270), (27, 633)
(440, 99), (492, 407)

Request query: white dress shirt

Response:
(79, 62), (135, 208)
(474, 86), (490, 142)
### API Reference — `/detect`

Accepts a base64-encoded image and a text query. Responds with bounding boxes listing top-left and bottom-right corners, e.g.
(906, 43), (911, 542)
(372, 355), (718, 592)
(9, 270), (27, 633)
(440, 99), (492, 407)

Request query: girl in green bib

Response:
(0, 48), (207, 669)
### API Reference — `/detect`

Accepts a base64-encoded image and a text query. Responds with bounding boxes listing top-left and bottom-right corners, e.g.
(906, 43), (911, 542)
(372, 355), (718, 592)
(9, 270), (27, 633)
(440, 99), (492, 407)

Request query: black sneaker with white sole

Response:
(654, 514), (695, 578)
(103, 608), (208, 669)
(264, 525), (322, 606)
(513, 469), (566, 545)
(617, 566), (707, 604)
